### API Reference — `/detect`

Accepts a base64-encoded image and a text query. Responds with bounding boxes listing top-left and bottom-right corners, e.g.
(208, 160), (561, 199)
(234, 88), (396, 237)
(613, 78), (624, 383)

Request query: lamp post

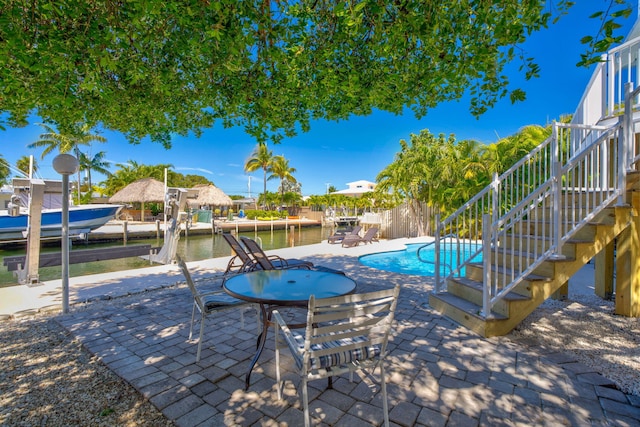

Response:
(53, 154), (80, 314)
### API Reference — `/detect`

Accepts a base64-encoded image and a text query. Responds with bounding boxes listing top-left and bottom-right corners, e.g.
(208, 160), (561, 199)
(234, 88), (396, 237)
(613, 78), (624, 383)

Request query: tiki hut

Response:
(189, 184), (233, 209)
(109, 177), (165, 221)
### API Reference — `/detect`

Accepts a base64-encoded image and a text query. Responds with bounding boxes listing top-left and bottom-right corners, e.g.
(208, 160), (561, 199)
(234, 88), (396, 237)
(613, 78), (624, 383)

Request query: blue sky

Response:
(3, 2), (638, 197)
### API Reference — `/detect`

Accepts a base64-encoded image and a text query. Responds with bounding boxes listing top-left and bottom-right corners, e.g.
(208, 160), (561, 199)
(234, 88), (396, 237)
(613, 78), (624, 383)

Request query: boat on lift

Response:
(0, 178), (122, 242)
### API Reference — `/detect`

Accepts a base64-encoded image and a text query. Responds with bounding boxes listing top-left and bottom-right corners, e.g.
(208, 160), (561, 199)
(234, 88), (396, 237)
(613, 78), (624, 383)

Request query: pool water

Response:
(359, 242), (482, 276)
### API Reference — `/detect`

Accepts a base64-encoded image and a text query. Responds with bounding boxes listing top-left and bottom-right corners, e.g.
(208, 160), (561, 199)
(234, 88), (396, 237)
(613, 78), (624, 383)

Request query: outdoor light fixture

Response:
(53, 153), (80, 314)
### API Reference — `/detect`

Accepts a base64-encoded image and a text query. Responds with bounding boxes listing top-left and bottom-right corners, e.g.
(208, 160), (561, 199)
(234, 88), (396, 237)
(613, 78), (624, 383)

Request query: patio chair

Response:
(239, 236), (315, 271)
(221, 233), (258, 274)
(176, 255), (258, 362)
(241, 236), (345, 275)
(273, 284), (400, 427)
(327, 225), (362, 244)
(341, 227), (379, 247)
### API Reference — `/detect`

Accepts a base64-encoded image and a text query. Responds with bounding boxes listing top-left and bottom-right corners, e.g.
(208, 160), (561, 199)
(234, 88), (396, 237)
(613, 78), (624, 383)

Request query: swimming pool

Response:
(359, 242), (482, 276)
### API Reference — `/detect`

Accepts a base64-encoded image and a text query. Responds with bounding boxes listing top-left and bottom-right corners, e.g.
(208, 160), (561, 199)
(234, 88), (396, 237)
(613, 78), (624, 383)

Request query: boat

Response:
(0, 178), (122, 242)
(0, 204), (123, 241)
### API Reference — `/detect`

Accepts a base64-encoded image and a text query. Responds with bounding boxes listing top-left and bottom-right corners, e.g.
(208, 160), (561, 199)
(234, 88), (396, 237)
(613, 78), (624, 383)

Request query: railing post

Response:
(434, 211), (441, 293)
(482, 214), (491, 317)
(551, 123), (564, 258)
(491, 172), (499, 224)
(619, 82), (633, 205)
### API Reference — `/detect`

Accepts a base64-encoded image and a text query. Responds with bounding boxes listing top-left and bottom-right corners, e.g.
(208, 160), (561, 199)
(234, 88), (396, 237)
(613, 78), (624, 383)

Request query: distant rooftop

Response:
(331, 180), (376, 197)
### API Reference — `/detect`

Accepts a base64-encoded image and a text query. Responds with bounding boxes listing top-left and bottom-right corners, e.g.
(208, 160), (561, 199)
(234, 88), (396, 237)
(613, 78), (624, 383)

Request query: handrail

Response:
(430, 28), (640, 321)
(482, 123), (623, 314)
(434, 121), (612, 293)
(416, 234), (459, 277)
(434, 93), (638, 318)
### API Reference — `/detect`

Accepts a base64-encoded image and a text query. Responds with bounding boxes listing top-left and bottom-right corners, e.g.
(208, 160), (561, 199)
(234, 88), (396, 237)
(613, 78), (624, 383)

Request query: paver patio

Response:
(55, 253), (640, 426)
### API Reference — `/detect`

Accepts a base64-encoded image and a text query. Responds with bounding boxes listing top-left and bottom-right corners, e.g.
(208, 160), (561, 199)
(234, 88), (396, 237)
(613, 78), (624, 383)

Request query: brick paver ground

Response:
(57, 254), (640, 426)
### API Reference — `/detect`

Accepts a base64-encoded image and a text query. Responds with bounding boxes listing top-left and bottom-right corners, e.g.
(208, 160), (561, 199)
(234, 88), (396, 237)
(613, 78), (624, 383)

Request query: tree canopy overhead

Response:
(0, 1), (632, 146)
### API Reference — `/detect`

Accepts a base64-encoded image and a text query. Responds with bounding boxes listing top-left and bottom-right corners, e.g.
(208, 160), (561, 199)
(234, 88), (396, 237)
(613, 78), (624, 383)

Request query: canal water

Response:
(0, 227), (329, 288)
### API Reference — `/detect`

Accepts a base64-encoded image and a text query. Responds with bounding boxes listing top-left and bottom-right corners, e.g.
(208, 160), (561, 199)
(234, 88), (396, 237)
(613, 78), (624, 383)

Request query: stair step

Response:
(450, 276), (530, 302)
(467, 262), (552, 283)
(492, 247), (575, 262)
(430, 292), (507, 321)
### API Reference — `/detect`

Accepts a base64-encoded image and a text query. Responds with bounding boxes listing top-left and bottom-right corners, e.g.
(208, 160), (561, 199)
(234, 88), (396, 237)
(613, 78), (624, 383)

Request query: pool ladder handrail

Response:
(416, 234), (459, 278)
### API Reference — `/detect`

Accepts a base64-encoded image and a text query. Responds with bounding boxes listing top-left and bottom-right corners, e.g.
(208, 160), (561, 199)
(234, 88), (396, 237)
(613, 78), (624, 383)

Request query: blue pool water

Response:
(359, 243), (482, 276)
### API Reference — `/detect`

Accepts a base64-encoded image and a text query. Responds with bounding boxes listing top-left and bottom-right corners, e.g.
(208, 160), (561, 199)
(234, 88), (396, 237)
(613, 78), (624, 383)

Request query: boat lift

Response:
(10, 178), (76, 286)
(147, 187), (198, 265)
(9, 181), (195, 285)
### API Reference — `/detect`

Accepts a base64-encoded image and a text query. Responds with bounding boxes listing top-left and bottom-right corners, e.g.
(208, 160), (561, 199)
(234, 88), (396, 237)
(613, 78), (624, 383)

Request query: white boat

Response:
(0, 204), (122, 241)
(0, 178), (122, 242)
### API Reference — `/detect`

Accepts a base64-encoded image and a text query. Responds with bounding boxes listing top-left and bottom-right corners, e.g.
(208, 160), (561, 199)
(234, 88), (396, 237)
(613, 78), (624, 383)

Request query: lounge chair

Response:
(221, 233), (259, 274)
(327, 225), (362, 244)
(342, 227), (379, 248)
(239, 236), (315, 270)
(176, 254), (258, 362)
(241, 236), (346, 275)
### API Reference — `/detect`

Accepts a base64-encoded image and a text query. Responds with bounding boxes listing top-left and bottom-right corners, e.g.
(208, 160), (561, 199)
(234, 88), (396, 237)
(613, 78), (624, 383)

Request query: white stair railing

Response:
(434, 122), (614, 291)
(434, 77), (640, 318)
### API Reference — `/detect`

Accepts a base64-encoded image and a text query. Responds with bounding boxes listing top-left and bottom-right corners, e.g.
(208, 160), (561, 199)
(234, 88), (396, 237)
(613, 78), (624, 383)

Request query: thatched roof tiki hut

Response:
(109, 177), (165, 221)
(189, 184), (233, 209)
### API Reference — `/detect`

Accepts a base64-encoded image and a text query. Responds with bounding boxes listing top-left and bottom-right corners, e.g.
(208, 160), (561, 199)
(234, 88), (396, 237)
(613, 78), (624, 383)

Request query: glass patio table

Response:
(223, 268), (356, 389)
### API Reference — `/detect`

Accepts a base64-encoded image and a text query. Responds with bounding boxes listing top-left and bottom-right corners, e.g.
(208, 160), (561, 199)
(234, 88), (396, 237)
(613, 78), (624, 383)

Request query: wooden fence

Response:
(378, 201), (435, 239)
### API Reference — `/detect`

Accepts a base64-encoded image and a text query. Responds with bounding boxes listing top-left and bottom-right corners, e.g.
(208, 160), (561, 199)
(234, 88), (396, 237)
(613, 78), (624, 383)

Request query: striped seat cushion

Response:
(202, 293), (246, 310)
(286, 332), (381, 370)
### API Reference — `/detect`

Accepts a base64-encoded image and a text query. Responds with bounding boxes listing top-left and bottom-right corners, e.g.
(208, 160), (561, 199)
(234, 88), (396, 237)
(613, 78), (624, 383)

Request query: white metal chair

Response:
(273, 285), (400, 427)
(176, 255), (258, 362)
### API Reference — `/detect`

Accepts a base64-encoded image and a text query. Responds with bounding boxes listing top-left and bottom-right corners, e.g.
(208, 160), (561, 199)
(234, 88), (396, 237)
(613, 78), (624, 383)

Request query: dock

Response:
(85, 218), (322, 242)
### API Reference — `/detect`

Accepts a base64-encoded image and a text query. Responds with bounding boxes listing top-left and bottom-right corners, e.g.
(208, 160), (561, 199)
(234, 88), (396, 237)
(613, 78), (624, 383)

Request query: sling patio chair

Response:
(239, 236), (315, 271)
(327, 225), (362, 244)
(273, 284), (401, 427)
(341, 227), (379, 248)
(240, 236), (345, 275)
(176, 254), (259, 362)
(221, 233), (259, 274)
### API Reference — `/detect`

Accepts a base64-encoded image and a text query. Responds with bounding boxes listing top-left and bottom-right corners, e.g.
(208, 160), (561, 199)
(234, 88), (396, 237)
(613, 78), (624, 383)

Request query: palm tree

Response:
(268, 155), (297, 204)
(28, 123), (106, 159)
(28, 123), (107, 203)
(244, 143), (274, 206)
(0, 155), (10, 186)
(16, 155), (38, 177)
(78, 151), (111, 192)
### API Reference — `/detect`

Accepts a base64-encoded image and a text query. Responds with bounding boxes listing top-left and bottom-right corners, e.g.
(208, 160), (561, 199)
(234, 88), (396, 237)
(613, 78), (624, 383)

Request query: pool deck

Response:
(2, 238), (639, 426)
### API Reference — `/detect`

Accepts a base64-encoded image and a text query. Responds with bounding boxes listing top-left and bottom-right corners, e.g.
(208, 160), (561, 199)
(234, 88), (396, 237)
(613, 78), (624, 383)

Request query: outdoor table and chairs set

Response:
(176, 233), (400, 427)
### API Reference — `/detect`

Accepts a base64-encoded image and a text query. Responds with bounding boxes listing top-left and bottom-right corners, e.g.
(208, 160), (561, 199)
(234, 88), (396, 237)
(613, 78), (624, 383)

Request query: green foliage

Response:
(578, 0), (633, 66)
(376, 122), (553, 220)
(149, 203), (162, 216)
(244, 209), (288, 220)
(28, 123), (106, 159)
(101, 161), (212, 195)
(78, 150), (110, 192)
(1, 0), (591, 145)
(16, 155), (38, 177)
(0, 155), (10, 185)
(245, 144), (274, 200)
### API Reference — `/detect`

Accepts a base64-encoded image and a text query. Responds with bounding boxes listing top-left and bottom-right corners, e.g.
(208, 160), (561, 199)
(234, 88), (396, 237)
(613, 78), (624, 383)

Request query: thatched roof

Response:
(189, 184), (232, 207)
(109, 178), (165, 204)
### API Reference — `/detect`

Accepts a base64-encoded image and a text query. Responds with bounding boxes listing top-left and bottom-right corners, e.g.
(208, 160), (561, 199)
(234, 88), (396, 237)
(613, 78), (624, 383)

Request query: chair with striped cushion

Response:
(273, 285), (400, 427)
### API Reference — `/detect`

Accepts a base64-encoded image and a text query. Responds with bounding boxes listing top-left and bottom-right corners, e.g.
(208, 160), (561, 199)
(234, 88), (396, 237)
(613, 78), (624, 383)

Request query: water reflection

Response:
(0, 227), (329, 287)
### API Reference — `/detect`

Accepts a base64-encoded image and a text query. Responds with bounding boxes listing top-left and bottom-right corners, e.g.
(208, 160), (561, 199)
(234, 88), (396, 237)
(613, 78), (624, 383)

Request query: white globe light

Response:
(52, 154), (80, 175)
